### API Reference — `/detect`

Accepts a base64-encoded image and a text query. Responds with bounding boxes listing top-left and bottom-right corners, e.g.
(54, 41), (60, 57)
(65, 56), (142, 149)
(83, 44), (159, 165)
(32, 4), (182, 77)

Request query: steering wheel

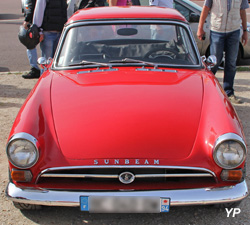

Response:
(144, 48), (178, 60)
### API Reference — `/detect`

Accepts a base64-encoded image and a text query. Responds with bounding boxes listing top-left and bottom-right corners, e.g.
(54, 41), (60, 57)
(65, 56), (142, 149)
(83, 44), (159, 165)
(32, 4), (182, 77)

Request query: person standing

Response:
(197, 0), (249, 104)
(33, 0), (68, 60)
(149, 0), (173, 8)
(22, 0), (40, 79)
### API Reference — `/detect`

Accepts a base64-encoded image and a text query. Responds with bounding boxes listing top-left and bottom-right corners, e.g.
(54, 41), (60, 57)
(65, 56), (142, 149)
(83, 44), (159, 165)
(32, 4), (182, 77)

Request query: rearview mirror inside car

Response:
(117, 27), (138, 36)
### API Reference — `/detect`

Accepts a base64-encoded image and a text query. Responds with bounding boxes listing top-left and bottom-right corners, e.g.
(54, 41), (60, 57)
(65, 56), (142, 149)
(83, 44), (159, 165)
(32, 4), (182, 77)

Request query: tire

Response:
(13, 202), (42, 210)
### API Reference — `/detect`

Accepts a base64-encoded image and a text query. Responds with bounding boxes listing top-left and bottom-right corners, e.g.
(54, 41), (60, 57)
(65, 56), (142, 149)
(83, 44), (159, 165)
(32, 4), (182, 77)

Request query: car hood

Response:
(51, 68), (203, 161)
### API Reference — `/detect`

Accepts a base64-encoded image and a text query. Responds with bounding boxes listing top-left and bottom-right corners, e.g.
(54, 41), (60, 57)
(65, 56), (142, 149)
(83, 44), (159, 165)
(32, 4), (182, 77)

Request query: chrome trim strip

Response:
(135, 173), (213, 178)
(41, 174), (119, 178)
(77, 68), (118, 74)
(41, 173), (213, 179)
(136, 68), (177, 72)
(37, 166), (216, 183)
(6, 181), (248, 207)
(40, 166), (215, 174)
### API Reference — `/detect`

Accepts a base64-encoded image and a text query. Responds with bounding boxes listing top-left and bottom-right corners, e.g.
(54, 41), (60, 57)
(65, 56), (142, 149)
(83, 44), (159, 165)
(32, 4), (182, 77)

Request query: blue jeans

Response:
(40, 31), (61, 59)
(27, 48), (39, 70)
(210, 30), (240, 96)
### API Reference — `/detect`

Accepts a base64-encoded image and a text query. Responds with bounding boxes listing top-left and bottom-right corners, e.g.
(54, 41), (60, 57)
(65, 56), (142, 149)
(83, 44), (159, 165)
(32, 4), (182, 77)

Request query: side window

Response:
(174, 2), (191, 22)
(176, 26), (198, 65)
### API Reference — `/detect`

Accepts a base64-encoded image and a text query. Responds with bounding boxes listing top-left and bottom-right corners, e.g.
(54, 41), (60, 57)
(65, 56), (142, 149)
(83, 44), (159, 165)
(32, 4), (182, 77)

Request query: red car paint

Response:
(6, 6), (247, 209)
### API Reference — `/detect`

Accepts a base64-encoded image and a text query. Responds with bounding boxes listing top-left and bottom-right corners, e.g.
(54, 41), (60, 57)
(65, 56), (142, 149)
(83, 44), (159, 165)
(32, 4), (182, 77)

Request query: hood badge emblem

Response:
(119, 172), (135, 184)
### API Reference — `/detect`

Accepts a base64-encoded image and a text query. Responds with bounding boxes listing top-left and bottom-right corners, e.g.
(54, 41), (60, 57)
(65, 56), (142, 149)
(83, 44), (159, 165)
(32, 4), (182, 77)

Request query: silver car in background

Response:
(140, 0), (250, 64)
(173, 0), (250, 65)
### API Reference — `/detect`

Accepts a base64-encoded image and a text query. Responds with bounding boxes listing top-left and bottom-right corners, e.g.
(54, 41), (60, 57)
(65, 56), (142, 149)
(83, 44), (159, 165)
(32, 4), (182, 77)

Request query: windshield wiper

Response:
(69, 60), (110, 67)
(109, 58), (158, 68)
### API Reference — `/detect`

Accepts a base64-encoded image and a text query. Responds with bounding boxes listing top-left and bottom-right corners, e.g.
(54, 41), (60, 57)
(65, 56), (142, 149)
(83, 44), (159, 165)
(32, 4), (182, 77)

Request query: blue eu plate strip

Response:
(80, 196), (89, 211)
(160, 198), (170, 212)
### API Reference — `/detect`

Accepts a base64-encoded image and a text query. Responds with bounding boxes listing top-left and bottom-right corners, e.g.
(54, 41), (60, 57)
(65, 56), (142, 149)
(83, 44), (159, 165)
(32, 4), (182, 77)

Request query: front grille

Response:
(36, 167), (216, 190)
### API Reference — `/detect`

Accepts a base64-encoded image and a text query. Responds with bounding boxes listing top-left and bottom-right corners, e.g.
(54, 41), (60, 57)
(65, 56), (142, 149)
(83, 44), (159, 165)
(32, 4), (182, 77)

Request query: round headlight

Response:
(6, 133), (39, 169)
(213, 133), (246, 169)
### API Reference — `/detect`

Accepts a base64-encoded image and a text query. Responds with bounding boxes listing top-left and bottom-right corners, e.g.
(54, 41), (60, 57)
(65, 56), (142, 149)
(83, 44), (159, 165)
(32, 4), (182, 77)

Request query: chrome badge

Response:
(119, 172), (135, 184)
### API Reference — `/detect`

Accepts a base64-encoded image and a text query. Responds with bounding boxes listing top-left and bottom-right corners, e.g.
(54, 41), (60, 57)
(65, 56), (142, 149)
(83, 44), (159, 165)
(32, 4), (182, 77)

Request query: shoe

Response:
(22, 67), (40, 79)
(228, 94), (243, 104)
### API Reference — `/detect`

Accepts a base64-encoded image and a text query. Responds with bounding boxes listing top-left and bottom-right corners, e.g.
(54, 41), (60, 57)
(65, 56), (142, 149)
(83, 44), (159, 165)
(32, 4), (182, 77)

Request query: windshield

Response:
(56, 22), (199, 68)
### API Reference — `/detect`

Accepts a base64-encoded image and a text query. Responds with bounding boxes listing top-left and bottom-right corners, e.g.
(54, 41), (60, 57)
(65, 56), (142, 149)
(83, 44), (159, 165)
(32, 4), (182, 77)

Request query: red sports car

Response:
(6, 6), (248, 212)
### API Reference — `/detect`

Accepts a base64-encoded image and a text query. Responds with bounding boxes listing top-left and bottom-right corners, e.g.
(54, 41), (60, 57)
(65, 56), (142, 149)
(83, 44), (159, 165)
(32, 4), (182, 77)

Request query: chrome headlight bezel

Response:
(6, 133), (39, 169)
(213, 133), (246, 169)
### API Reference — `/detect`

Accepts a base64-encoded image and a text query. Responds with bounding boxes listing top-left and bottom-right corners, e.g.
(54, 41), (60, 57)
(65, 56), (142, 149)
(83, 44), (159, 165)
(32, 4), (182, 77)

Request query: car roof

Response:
(67, 6), (187, 24)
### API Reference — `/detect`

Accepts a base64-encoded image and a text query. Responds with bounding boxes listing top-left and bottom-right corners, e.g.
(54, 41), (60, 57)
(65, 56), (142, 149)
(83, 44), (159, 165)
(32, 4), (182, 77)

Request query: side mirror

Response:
(37, 57), (52, 70)
(203, 55), (217, 70)
(189, 13), (200, 23)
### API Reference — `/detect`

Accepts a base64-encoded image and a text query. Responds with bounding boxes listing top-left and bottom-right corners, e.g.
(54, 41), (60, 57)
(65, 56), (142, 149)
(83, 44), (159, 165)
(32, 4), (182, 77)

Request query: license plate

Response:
(80, 196), (170, 213)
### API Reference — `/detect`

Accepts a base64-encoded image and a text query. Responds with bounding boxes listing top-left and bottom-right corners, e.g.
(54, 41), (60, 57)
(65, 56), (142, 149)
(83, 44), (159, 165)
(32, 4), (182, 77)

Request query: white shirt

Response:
(32, 0), (46, 27)
(149, 0), (173, 8)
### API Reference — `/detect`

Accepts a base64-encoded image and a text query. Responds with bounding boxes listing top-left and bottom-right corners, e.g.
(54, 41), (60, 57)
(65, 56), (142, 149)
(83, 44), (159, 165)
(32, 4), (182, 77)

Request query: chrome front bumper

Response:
(6, 181), (248, 207)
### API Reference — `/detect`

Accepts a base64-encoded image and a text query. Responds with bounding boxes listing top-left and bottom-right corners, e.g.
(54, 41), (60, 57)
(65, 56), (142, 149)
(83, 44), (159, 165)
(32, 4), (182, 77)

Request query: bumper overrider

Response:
(6, 181), (248, 207)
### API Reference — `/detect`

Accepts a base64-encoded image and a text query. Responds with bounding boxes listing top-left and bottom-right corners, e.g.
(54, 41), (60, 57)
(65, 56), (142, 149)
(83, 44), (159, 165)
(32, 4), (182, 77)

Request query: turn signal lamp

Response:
(220, 169), (243, 182)
(11, 169), (33, 182)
